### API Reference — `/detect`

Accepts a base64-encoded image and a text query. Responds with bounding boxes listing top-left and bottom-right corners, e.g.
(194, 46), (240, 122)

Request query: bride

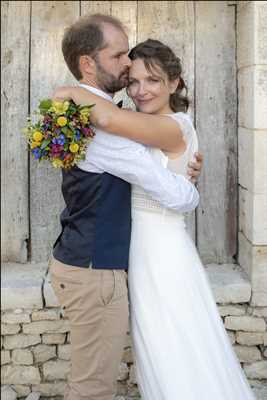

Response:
(53, 39), (255, 399)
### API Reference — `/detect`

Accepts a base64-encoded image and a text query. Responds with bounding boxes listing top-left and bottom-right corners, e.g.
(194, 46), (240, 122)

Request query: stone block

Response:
(57, 344), (71, 361)
(12, 349), (33, 365)
(206, 264), (251, 303)
(128, 365), (137, 385)
(1, 386), (17, 400)
(1, 263), (47, 310)
(238, 128), (267, 196)
(3, 335), (41, 350)
(238, 66), (267, 130)
(25, 392), (40, 400)
(227, 330), (236, 345)
(1, 324), (21, 335)
(252, 384), (267, 400)
(11, 385), (31, 398)
(42, 360), (70, 381)
(1, 365), (41, 385)
(264, 332), (267, 346)
(252, 308), (267, 318)
(32, 382), (66, 397)
(225, 316), (266, 332)
(31, 310), (60, 321)
(1, 350), (11, 365)
(42, 333), (66, 345)
(22, 319), (70, 335)
(234, 345), (262, 363)
(237, 1), (255, 69)
(32, 344), (56, 363)
(239, 233), (267, 306)
(43, 274), (60, 308)
(236, 332), (264, 346)
(218, 305), (246, 317)
(117, 362), (129, 381)
(239, 187), (267, 246)
(244, 361), (267, 379)
(2, 311), (31, 324)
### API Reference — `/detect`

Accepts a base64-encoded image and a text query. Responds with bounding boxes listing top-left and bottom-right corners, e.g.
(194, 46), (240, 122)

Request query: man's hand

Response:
(187, 152), (203, 184)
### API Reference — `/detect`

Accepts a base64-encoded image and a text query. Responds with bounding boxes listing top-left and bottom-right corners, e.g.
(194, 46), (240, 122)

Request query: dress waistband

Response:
(132, 195), (184, 218)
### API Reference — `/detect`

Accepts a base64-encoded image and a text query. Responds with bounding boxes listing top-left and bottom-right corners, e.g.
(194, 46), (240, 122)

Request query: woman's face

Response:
(127, 58), (178, 115)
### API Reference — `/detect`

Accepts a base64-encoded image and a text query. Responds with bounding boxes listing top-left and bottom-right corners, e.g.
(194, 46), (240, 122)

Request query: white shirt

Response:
(78, 84), (199, 213)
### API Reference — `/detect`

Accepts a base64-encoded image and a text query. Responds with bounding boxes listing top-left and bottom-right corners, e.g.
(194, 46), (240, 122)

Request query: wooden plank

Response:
(137, 1), (196, 241)
(111, 1), (137, 108)
(1, 1), (30, 262)
(195, 1), (237, 263)
(81, 1), (111, 16)
(30, 1), (79, 262)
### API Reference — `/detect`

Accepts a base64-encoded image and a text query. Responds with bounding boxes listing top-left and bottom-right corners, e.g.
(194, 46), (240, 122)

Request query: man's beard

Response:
(94, 57), (129, 94)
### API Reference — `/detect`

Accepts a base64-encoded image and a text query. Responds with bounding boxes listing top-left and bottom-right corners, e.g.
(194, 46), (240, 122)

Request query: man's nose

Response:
(123, 55), (132, 67)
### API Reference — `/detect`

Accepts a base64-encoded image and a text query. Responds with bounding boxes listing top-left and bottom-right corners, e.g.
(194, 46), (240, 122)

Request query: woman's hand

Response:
(187, 152), (203, 184)
(52, 86), (74, 102)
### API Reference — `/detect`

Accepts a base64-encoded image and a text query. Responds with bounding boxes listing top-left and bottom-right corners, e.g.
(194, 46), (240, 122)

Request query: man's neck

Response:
(79, 78), (114, 98)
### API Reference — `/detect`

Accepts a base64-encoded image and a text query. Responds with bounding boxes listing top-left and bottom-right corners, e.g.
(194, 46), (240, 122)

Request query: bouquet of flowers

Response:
(22, 99), (95, 169)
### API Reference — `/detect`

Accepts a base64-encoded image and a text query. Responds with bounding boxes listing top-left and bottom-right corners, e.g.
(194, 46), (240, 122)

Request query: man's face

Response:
(94, 24), (131, 94)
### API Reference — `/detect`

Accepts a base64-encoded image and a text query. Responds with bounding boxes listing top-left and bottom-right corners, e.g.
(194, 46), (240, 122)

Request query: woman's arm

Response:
(53, 86), (186, 153)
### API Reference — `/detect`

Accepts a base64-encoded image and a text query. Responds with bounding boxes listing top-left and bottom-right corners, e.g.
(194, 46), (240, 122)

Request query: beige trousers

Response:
(49, 257), (129, 400)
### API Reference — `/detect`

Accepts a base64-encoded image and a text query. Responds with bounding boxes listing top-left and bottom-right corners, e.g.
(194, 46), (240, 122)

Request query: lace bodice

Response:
(131, 112), (198, 213)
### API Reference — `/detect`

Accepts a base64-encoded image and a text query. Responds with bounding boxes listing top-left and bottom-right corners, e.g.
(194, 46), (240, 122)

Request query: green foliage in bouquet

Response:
(22, 99), (95, 169)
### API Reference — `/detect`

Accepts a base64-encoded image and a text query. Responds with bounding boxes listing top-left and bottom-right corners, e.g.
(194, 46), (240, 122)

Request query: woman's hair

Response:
(128, 39), (189, 112)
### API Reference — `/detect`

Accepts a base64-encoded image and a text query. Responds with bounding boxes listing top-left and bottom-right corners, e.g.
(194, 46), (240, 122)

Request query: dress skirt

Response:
(128, 208), (255, 400)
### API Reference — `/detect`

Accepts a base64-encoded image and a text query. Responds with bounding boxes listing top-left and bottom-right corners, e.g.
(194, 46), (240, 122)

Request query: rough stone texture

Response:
(1, 365), (41, 385)
(1, 324), (21, 335)
(1, 385), (17, 400)
(1, 350), (11, 365)
(57, 344), (71, 361)
(31, 310), (60, 321)
(22, 320), (70, 335)
(218, 305), (246, 317)
(3, 335), (41, 350)
(227, 330), (236, 345)
(25, 392), (40, 400)
(12, 349), (33, 365)
(32, 382), (66, 397)
(117, 363), (129, 381)
(11, 385), (31, 398)
(244, 361), (267, 380)
(43, 274), (60, 308)
(122, 348), (133, 364)
(2, 311), (31, 324)
(236, 332), (264, 346)
(252, 308), (267, 318)
(264, 333), (267, 346)
(1, 263), (47, 310)
(42, 333), (66, 345)
(42, 360), (70, 381)
(128, 365), (137, 385)
(32, 344), (56, 363)
(225, 316), (266, 332)
(252, 384), (267, 400)
(32, 383), (65, 397)
(206, 264), (251, 303)
(234, 345), (262, 363)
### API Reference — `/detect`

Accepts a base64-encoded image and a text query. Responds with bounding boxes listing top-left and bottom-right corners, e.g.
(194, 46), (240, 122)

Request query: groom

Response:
(50, 13), (203, 400)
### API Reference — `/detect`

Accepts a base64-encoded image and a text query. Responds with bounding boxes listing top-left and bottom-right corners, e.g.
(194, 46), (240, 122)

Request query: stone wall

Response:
(1, 262), (267, 399)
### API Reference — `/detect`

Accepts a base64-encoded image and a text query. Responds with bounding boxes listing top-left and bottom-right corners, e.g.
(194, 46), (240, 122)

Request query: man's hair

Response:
(62, 14), (126, 80)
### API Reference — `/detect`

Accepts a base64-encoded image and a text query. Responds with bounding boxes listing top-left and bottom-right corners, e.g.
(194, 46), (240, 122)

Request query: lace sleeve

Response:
(167, 112), (198, 177)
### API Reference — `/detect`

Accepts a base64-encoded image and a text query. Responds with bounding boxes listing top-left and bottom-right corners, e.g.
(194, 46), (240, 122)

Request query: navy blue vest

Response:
(53, 166), (131, 269)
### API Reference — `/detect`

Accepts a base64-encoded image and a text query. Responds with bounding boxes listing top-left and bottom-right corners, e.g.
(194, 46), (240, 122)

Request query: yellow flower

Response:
(52, 158), (63, 168)
(50, 101), (70, 115)
(57, 116), (67, 127)
(30, 141), (40, 149)
(80, 115), (88, 124)
(33, 131), (43, 142)
(80, 107), (90, 117)
(69, 143), (79, 153)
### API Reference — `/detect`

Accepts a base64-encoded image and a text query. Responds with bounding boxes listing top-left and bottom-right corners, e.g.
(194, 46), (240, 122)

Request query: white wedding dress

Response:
(128, 112), (255, 400)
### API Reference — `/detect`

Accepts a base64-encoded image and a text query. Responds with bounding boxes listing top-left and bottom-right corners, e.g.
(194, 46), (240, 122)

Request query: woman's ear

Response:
(169, 78), (180, 94)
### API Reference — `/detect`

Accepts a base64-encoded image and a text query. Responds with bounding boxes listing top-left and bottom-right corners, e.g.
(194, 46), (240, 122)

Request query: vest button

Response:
(60, 283), (65, 289)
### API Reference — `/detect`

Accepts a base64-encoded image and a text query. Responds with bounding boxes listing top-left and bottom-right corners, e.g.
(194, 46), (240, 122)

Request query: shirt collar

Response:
(78, 83), (114, 102)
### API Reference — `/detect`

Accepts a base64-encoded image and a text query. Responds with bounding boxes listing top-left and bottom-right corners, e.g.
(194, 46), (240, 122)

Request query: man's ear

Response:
(79, 55), (95, 75)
